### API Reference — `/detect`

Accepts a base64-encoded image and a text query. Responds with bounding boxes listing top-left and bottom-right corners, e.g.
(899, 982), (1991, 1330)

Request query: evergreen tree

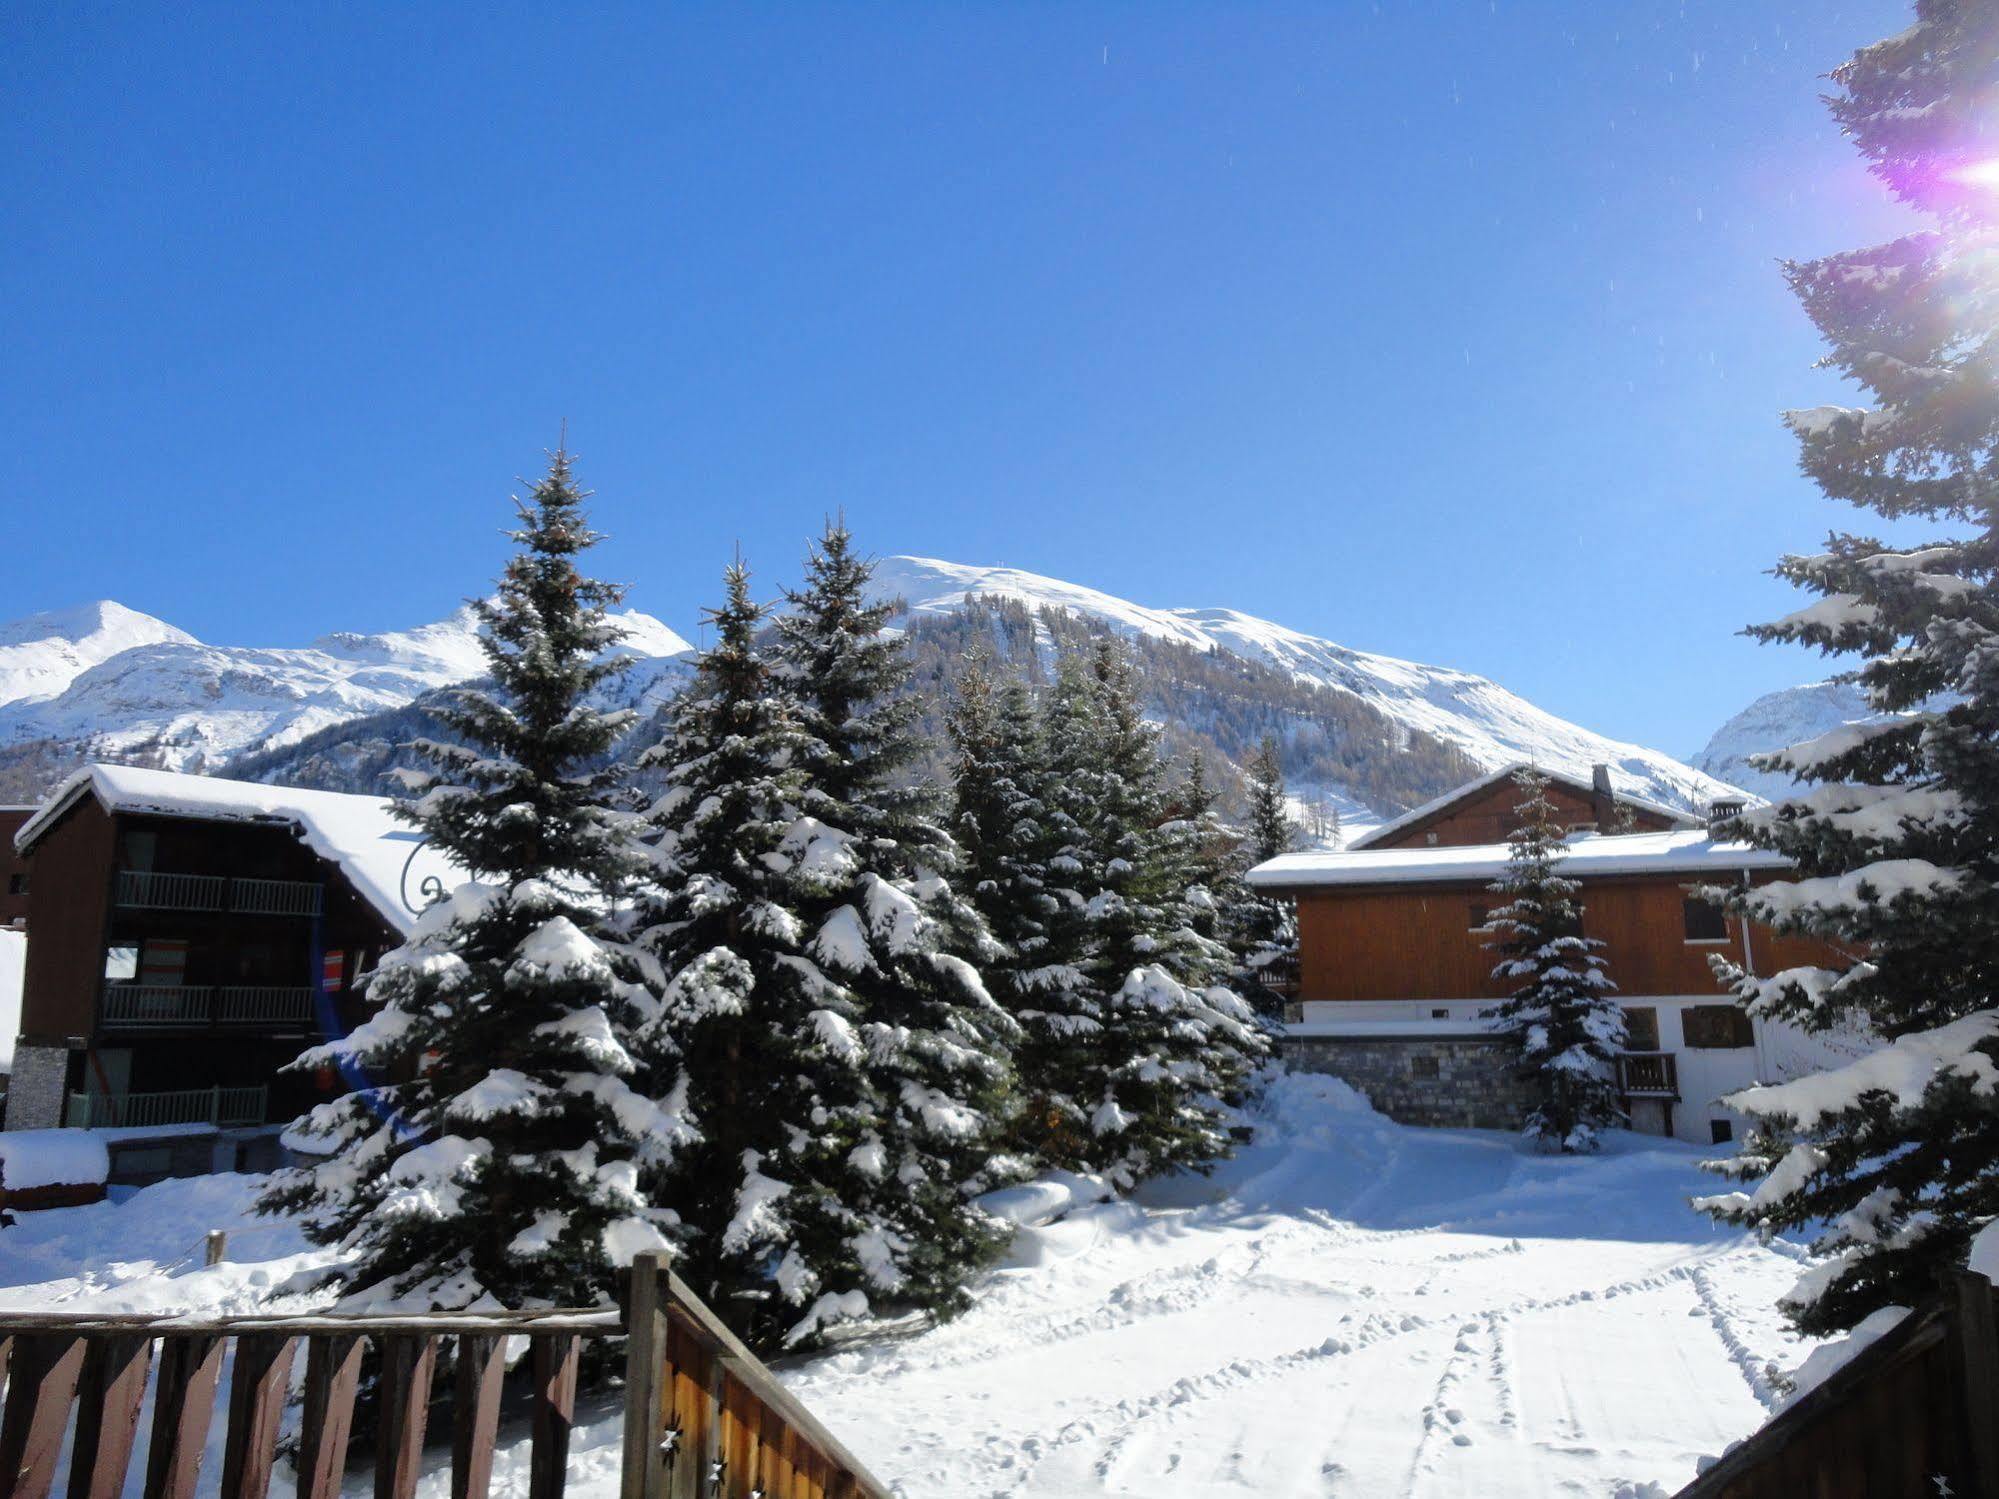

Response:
(757, 522), (1021, 1346)
(627, 558), (821, 1336)
(1695, 1), (1999, 1336)
(1024, 641), (1264, 1185)
(945, 652), (1057, 1002)
(264, 448), (685, 1309)
(1482, 768), (1625, 1154)
(1230, 734), (1300, 1021)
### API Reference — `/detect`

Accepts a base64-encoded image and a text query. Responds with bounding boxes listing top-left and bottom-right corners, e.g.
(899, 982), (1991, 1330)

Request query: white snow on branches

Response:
(1727, 1011), (1999, 1128)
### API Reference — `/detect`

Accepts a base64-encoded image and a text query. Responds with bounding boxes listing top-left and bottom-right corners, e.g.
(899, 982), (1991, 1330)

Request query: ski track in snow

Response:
(0, 1075), (1815, 1498)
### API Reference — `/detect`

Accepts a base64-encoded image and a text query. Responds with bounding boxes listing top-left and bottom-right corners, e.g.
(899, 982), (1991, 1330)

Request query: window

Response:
(1468, 902), (1493, 931)
(1410, 1055), (1441, 1079)
(1709, 1119), (1735, 1145)
(1683, 895), (1730, 944)
(103, 945), (139, 982)
(1430, 1008), (1450, 1020)
(1623, 1006), (1660, 1052)
(1683, 1004), (1756, 1050)
(5, 873), (25, 896)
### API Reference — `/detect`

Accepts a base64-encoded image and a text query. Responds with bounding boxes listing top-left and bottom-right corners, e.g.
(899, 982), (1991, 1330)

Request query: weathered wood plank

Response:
(374, 1335), (438, 1499)
(1957, 1272), (1999, 1498)
(144, 1333), (224, 1499)
(528, 1332), (578, 1499)
(451, 1333), (508, 1499)
(619, 1259), (667, 1499)
(0, 1333), (87, 1499)
(67, 1333), (152, 1499)
(219, 1334), (298, 1499)
(294, 1334), (363, 1499)
(665, 1323), (705, 1499)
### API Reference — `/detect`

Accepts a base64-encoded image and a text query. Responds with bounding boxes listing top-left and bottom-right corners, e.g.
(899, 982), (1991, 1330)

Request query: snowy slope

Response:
(0, 601), (193, 706)
(0, 603), (692, 771)
(0, 1075), (1816, 1497)
(1692, 679), (1890, 802)
(873, 557), (1743, 813)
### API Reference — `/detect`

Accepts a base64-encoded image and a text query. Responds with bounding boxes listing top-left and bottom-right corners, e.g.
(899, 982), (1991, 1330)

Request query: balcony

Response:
(115, 870), (226, 911)
(113, 872), (324, 917)
(63, 1084), (269, 1130)
(1616, 1050), (1680, 1099)
(101, 983), (319, 1030)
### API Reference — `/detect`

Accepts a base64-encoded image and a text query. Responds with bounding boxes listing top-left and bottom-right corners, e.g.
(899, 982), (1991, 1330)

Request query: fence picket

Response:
(66, 1333), (151, 1499)
(295, 1334), (364, 1499)
(0, 1333), (87, 1499)
(219, 1334), (297, 1499)
(451, 1334), (508, 1499)
(374, 1335), (437, 1499)
(144, 1333), (224, 1499)
(529, 1333), (579, 1499)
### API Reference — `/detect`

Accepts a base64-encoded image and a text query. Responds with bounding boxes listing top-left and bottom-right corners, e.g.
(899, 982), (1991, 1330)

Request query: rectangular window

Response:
(103, 944), (139, 982)
(1682, 1004), (1756, 1050)
(1468, 902), (1493, 931)
(1430, 1007), (1450, 1020)
(1623, 1006), (1660, 1052)
(1709, 1119), (1735, 1145)
(6, 873), (24, 896)
(1683, 895), (1730, 943)
(1410, 1055), (1441, 1079)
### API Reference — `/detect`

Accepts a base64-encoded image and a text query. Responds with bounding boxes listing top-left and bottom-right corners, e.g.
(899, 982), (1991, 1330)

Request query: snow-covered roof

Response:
(1345, 762), (1702, 851)
(1248, 827), (1791, 891)
(15, 765), (463, 936)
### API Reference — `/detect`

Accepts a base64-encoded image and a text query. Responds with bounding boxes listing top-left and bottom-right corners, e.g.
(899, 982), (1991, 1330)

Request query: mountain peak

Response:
(0, 600), (197, 707)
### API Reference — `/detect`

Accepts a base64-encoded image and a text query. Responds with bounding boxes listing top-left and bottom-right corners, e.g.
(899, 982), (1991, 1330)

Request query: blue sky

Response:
(2, 2), (1917, 756)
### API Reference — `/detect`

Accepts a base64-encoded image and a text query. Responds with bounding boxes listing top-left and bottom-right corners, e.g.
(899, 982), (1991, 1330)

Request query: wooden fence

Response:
(0, 1251), (888, 1499)
(1672, 1270), (1999, 1499)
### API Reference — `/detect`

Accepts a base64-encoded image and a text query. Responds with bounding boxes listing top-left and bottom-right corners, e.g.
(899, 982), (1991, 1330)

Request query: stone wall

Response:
(1284, 1033), (1535, 1130)
(5, 1044), (68, 1131)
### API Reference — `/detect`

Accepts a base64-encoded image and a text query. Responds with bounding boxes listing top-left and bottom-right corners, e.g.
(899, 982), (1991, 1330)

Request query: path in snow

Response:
(0, 1074), (1810, 1498)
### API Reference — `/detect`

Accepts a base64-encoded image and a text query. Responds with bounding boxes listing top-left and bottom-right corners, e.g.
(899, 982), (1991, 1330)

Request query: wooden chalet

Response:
(0, 805), (32, 930)
(1249, 764), (1856, 1144)
(5, 764), (458, 1176)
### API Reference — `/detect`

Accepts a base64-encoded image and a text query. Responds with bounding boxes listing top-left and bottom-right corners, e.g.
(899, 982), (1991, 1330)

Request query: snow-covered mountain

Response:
(0, 602), (692, 777)
(1692, 678), (1884, 802)
(870, 557), (1742, 813)
(0, 601), (195, 706)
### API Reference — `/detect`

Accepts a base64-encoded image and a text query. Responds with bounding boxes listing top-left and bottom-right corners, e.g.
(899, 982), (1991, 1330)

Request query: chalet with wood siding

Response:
(1249, 765), (1856, 1145)
(6, 765), (458, 1175)
(0, 806), (32, 929)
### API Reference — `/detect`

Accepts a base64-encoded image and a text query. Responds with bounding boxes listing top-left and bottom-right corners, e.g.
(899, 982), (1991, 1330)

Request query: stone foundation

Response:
(1284, 1033), (1535, 1130)
(4, 1045), (68, 1131)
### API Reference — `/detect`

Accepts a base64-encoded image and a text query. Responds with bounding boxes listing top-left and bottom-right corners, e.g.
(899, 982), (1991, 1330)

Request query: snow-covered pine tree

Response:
(1044, 640), (1263, 1186)
(264, 447), (686, 1310)
(626, 557), (827, 1337)
(1230, 733), (1300, 1021)
(757, 521), (1021, 1346)
(945, 651), (1057, 1003)
(1694, 1), (1999, 1336)
(1482, 768), (1625, 1154)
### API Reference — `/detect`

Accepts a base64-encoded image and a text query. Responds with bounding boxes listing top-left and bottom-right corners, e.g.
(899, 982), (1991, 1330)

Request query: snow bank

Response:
(0, 1129), (109, 1191)
(978, 1170), (1115, 1229)
(0, 928), (21, 1071)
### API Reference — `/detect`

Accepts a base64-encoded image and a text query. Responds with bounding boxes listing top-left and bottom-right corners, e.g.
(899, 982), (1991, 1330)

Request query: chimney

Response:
(1708, 796), (1747, 830)
(1589, 763), (1617, 830)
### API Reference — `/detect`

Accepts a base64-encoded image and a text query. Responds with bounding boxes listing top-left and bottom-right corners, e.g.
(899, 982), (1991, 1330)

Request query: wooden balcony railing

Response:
(0, 1251), (889, 1499)
(111, 872), (324, 917)
(114, 870), (227, 912)
(214, 985), (317, 1025)
(101, 984), (214, 1028)
(1615, 1050), (1680, 1099)
(229, 877), (325, 917)
(63, 1084), (269, 1130)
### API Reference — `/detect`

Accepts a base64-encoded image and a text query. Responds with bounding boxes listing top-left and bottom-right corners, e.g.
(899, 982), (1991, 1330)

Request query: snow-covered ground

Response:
(0, 1074), (1811, 1498)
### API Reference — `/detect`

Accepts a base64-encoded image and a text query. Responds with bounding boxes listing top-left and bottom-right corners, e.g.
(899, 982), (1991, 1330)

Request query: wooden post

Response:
(145, 1333), (225, 1499)
(0, 1333), (88, 1499)
(622, 1254), (669, 1499)
(529, 1333), (579, 1499)
(218, 1334), (298, 1499)
(1955, 1271), (1999, 1494)
(294, 1334), (364, 1499)
(66, 1333), (152, 1499)
(451, 1333), (508, 1499)
(204, 1232), (228, 1268)
(374, 1335), (438, 1499)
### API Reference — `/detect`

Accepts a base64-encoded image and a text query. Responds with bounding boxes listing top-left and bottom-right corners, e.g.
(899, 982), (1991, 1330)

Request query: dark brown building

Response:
(0, 806), (33, 930)
(7, 765), (459, 1173)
